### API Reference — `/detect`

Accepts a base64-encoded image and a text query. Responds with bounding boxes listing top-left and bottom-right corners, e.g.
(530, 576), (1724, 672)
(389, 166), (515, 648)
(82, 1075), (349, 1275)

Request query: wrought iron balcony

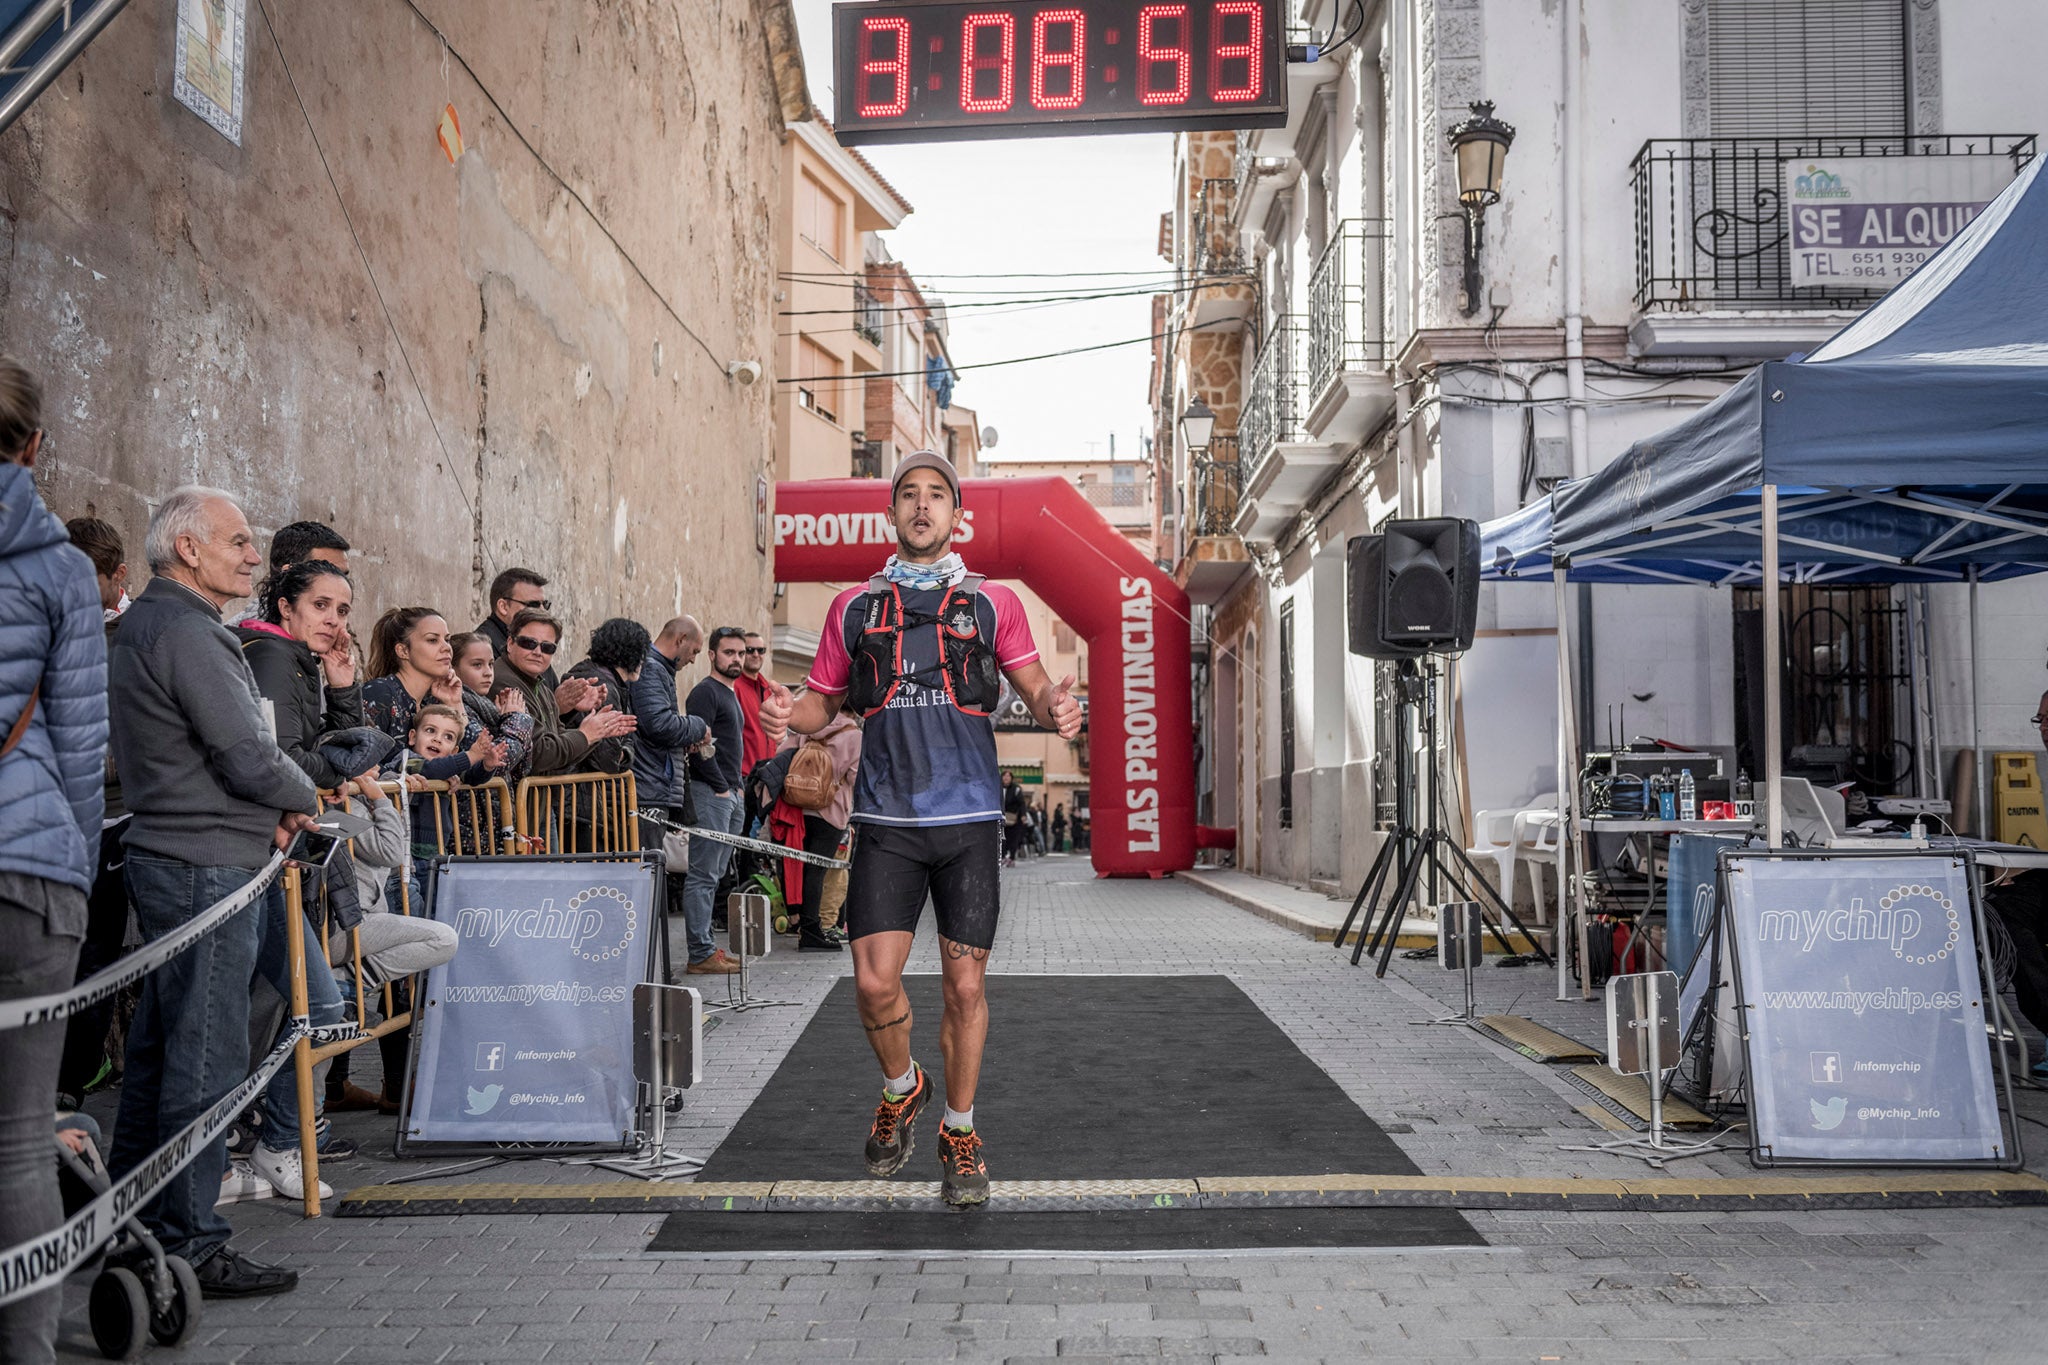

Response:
(1190, 437), (1241, 538)
(1240, 319), (1307, 489)
(1307, 219), (1389, 400)
(853, 282), (885, 347)
(1630, 134), (2036, 310)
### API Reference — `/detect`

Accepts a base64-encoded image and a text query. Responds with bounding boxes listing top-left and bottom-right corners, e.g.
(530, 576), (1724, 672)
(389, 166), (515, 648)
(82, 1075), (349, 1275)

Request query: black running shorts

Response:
(842, 821), (1002, 951)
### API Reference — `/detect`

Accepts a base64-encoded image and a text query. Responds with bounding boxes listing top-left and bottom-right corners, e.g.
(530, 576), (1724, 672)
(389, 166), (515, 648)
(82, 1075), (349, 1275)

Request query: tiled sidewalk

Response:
(56, 853), (2048, 1363)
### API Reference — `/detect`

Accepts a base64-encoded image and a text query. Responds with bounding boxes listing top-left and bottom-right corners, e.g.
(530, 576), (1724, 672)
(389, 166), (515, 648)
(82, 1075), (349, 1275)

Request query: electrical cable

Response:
(778, 318), (1236, 385)
(254, 0), (478, 534)
(779, 267), (1201, 282)
(1317, 0), (1369, 61)
(780, 278), (1236, 311)
(397, 0), (730, 375)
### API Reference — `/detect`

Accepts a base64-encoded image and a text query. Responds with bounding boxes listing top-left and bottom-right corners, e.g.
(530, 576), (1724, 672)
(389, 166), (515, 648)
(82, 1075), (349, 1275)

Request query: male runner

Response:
(756, 451), (1081, 1205)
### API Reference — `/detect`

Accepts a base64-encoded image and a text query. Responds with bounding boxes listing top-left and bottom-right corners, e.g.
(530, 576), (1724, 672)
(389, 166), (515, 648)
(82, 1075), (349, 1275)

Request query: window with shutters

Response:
(798, 171), (846, 263)
(1703, 0), (1906, 138)
(795, 335), (841, 425)
(1054, 622), (1078, 654)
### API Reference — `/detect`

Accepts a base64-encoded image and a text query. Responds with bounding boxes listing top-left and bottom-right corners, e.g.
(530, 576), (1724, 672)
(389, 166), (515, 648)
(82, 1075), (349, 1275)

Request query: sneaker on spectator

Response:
(685, 953), (740, 975)
(250, 1143), (333, 1201)
(313, 1118), (359, 1163)
(217, 1161), (275, 1207)
(225, 1117), (258, 1159)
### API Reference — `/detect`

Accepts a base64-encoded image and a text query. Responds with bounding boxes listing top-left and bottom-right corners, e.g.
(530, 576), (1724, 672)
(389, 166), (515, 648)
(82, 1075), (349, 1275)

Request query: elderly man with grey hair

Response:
(106, 485), (318, 1300)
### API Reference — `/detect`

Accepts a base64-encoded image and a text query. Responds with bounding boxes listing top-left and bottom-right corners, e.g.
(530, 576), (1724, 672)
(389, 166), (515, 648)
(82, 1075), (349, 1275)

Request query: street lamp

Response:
(1179, 395), (1216, 453)
(1447, 100), (1515, 317)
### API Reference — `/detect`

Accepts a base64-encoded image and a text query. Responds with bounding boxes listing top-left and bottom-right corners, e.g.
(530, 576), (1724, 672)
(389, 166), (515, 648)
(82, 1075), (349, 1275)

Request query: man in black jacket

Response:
(108, 486), (317, 1300)
(477, 566), (558, 689)
(631, 616), (708, 929)
(679, 627), (749, 975)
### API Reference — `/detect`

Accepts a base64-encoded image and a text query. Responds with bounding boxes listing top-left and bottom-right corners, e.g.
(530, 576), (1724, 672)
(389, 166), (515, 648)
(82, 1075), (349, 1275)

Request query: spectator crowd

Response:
(0, 356), (864, 1359)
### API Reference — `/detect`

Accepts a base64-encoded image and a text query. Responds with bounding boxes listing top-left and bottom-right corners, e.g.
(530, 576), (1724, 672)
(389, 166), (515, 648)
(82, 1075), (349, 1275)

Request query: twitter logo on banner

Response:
(1810, 1096), (1847, 1131)
(466, 1084), (504, 1116)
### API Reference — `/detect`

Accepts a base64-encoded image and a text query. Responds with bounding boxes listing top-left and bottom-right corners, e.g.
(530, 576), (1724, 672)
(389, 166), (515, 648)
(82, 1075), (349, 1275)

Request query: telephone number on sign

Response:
(1846, 250), (1935, 268)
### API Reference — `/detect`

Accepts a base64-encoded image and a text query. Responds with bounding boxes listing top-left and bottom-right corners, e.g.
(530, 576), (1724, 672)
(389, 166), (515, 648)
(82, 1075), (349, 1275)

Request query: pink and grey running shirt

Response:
(805, 580), (1039, 827)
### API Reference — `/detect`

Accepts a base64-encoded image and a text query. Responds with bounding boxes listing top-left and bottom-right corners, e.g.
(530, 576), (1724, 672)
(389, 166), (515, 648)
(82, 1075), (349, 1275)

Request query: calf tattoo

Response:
(864, 1009), (910, 1034)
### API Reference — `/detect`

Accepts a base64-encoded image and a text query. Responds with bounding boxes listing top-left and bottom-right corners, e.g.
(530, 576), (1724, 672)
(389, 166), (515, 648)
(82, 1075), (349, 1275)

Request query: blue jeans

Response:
(110, 853), (267, 1268)
(681, 782), (740, 964)
(253, 889), (343, 1153)
(0, 872), (86, 1365)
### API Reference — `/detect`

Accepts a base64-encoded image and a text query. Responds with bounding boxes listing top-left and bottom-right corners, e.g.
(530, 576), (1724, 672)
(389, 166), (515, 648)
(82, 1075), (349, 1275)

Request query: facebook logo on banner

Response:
(476, 1042), (506, 1072)
(1811, 1051), (1842, 1084)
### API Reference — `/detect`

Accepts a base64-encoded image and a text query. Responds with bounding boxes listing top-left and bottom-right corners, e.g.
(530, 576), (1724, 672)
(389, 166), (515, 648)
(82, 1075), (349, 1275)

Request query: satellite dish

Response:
(980, 427), (999, 449)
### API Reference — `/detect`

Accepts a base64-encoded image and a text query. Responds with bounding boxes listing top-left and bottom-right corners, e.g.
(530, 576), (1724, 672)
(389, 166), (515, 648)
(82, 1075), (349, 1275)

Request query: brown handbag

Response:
(0, 683), (38, 758)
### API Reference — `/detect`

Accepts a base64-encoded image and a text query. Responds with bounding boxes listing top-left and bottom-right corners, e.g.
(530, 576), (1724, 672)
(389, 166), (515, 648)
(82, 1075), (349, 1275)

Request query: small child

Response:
(394, 703), (476, 908)
(449, 631), (534, 780)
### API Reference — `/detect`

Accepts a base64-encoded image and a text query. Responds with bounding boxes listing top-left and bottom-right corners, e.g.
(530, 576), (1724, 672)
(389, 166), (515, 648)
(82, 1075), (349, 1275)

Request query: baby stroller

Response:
(56, 1126), (201, 1360)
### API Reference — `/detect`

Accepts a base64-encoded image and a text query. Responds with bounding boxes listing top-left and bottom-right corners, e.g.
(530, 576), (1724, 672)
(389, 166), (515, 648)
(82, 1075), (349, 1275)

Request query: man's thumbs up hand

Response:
(1048, 673), (1082, 739)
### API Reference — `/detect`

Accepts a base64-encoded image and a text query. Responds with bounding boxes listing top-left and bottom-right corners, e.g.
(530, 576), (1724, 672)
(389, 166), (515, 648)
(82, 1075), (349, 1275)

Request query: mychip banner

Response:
(406, 857), (659, 1147)
(1785, 155), (2016, 288)
(1723, 852), (2008, 1165)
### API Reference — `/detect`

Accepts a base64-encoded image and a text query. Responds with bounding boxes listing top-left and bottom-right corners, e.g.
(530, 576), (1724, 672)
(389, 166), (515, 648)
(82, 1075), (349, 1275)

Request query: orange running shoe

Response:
(863, 1063), (930, 1177)
(938, 1124), (989, 1207)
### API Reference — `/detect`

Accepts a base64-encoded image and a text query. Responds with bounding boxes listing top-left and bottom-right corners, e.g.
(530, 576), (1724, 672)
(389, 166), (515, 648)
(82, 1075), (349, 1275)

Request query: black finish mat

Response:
(653, 974), (1480, 1252)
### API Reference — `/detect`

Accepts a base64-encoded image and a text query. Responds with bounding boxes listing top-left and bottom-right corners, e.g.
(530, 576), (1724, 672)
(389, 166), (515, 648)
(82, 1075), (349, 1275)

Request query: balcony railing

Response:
(1190, 437), (1241, 537)
(1240, 318), (1307, 487)
(1630, 134), (2036, 310)
(853, 281), (884, 346)
(1307, 218), (1389, 399)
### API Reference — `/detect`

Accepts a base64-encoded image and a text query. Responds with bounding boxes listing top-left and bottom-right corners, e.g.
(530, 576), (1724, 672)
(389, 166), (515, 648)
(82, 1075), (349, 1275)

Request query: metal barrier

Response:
(515, 771), (640, 856)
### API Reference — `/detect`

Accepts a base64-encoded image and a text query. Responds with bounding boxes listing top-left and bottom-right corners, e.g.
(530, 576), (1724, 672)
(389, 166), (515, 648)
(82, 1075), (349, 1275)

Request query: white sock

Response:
(884, 1063), (917, 1098)
(943, 1106), (974, 1132)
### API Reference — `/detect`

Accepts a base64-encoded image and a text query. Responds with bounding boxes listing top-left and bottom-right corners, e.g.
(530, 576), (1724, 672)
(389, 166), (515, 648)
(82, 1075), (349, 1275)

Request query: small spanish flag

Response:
(436, 103), (464, 163)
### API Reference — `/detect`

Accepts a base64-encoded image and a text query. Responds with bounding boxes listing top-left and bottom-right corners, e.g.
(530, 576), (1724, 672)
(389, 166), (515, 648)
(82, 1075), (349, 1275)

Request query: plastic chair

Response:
(1465, 809), (1522, 912)
(1514, 799), (1562, 924)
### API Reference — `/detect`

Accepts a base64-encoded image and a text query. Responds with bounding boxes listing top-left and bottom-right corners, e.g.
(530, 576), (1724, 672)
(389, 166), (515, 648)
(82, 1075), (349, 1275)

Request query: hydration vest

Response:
(843, 573), (1002, 718)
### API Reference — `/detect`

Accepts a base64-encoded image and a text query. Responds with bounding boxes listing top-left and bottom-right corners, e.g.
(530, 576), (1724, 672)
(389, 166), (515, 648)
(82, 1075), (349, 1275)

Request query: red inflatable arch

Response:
(773, 477), (1196, 878)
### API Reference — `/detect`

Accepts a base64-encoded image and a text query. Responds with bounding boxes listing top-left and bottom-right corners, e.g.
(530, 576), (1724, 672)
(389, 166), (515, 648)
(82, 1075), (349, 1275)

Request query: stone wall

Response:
(2, 0), (798, 644)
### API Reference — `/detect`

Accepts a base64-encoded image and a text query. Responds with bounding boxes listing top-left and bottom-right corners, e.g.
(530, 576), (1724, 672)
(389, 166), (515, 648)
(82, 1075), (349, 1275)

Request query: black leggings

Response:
(844, 821), (1002, 951)
(793, 815), (845, 940)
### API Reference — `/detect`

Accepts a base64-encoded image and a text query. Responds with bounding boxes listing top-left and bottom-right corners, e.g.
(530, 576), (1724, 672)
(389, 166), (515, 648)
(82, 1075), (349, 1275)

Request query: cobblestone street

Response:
(57, 855), (2047, 1364)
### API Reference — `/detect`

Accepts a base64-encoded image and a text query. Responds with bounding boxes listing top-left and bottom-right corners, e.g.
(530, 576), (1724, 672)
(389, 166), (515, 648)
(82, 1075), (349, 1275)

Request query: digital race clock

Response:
(832, 0), (1288, 145)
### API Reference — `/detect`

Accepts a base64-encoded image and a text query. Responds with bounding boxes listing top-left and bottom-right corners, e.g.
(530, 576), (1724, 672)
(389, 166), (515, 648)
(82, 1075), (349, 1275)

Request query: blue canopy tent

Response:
(1478, 146), (2048, 995)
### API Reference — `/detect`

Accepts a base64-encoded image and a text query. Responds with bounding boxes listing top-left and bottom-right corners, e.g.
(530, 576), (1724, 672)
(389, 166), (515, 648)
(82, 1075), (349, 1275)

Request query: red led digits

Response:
(959, 11), (1017, 113)
(857, 15), (911, 118)
(1136, 4), (1190, 106)
(1030, 9), (1086, 111)
(1209, 1), (1263, 102)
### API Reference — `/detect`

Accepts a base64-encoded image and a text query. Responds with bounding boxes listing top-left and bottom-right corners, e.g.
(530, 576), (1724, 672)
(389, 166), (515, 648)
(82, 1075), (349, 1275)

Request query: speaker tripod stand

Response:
(1333, 658), (1553, 979)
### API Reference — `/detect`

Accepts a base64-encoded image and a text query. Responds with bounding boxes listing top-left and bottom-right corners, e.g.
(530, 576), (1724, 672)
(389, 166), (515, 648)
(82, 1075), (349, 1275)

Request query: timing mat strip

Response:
(334, 1170), (2048, 1217)
(1477, 1015), (1604, 1063)
(1567, 1065), (1716, 1129)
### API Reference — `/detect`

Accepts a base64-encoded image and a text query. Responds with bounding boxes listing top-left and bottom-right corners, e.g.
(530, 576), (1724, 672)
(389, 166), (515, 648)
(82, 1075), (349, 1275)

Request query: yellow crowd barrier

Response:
(285, 772), (645, 1213)
(514, 770), (641, 856)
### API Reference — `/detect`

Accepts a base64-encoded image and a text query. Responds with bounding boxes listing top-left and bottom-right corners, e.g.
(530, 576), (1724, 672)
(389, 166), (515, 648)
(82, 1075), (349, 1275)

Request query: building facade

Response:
(7, 0), (806, 645)
(1155, 0), (2048, 893)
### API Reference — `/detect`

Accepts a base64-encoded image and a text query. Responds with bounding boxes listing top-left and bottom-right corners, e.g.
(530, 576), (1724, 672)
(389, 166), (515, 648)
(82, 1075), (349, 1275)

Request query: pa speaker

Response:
(1379, 518), (1480, 652)
(1346, 535), (1425, 660)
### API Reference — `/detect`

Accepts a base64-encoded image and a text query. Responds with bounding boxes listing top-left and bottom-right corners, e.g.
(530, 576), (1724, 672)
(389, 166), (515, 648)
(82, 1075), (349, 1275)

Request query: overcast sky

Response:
(792, 1), (1168, 463)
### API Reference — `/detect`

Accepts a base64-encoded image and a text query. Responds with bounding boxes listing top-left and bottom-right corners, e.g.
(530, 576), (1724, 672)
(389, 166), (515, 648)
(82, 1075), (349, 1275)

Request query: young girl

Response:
(361, 607), (506, 783)
(449, 630), (534, 781)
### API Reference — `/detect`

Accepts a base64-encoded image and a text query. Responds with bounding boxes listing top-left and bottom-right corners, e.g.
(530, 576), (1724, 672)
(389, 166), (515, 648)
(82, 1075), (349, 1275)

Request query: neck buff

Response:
(882, 552), (966, 592)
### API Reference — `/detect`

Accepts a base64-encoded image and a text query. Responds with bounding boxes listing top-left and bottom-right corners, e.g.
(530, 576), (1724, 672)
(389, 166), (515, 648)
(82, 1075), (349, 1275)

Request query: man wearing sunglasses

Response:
(478, 566), (558, 688)
(736, 630), (775, 777)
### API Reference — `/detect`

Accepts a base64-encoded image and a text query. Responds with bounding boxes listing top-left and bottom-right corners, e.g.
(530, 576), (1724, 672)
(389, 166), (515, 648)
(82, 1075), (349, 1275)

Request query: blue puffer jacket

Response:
(0, 461), (107, 894)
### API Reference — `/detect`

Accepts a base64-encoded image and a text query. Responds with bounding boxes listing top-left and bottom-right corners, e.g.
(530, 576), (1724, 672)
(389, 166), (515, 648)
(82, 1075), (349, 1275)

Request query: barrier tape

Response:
(631, 810), (850, 871)
(0, 1022), (305, 1308)
(0, 853), (285, 1033)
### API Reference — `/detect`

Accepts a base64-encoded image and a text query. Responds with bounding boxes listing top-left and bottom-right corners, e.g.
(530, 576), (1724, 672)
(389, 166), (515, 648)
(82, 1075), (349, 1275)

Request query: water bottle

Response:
(1655, 771), (1677, 821)
(1734, 769), (1754, 820)
(1678, 768), (1697, 821)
